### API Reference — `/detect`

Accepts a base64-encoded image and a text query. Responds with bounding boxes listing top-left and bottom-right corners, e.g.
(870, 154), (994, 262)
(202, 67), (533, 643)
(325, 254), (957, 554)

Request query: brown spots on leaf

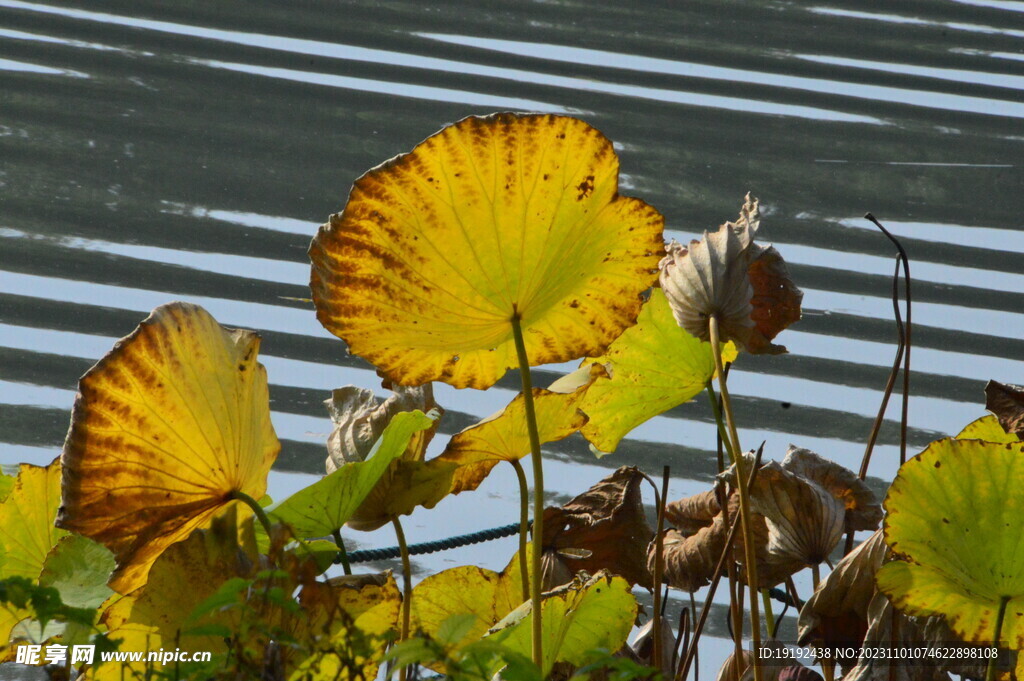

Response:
(576, 175), (595, 201)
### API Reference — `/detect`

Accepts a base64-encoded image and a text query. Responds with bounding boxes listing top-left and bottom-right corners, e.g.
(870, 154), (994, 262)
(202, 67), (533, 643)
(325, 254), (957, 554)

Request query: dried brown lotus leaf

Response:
(630, 615), (675, 671)
(654, 521), (727, 593)
(716, 649), (754, 681)
(659, 194), (802, 355)
(797, 530), (887, 664)
(776, 667), (824, 681)
(542, 466), (653, 588)
(325, 385), (443, 531)
(985, 380), (1024, 437)
(665, 489), (721, 535)
(781, 446), (882, 532)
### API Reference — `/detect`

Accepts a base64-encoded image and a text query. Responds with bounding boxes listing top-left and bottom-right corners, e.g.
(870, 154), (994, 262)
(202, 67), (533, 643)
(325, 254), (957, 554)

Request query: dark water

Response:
(2, 0), (1023, 667)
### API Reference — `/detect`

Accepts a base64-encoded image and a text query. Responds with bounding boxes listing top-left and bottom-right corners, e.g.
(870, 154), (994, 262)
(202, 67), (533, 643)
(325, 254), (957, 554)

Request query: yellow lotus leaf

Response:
(550, 288), (737, 454)
(56, 302), (280, 593)
(126, 507), (258, 653)
(435, 368), (602, 494)
(957, 414), (1021, 444)
(309, 112), (665, 390)
(877, 438), (1024, 647)
(0, 459), (65, 580)
(290, 573), (401, 681)
(485, 572), (637, 675)
(410, 548), (526, 649)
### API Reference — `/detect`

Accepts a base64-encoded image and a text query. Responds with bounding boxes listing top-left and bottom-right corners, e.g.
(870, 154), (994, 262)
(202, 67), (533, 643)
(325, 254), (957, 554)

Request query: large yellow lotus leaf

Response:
(310, 113), (665, 390)
(410, 548), (526, 649)
(877, 438), (1024, 646)
(0, 459), (65, 579)
(486, 572), (637, 675)
(956, 415), (1020, 444)
(125, 507), (258, 652)
(435, 369), (600, 494)
(550, 288), (738, 454)
(57, 302), (279, 593)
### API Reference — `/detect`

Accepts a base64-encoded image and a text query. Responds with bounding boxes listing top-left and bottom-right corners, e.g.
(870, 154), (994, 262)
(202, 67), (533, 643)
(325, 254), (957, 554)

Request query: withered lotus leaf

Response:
(877, 438), (1024, 647)
(957, 414), (1020, 444)
(549, 288), (737, 454)
(309, 113), (665, 390)
(797, 530), (887, 663)
(658, 194), (802, 355)
(325, 382), (441, 474)
(985, 380), (1024, 438)
(435, 366), (602, 495)
(57, 302), (279, 593)
(780, 446), (882, 532)
(541, 466), (653, 588)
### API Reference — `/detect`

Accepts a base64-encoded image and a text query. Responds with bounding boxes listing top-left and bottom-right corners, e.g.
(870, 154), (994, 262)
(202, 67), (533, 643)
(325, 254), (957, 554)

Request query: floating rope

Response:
(338, 521), (526, 564)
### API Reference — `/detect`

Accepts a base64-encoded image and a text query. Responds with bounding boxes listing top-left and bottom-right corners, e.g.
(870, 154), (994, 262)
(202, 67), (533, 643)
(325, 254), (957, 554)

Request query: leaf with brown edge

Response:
(659, 194), (802, 355)
(956, 414), (1020, 444)
(434, 366), (603, 495)
(309, 112), (665, 390)
(542, 466), (653, 588)
(985, 380), (1024, 438)
(56, 302), (279, 594)
(549, 288), (738, 454)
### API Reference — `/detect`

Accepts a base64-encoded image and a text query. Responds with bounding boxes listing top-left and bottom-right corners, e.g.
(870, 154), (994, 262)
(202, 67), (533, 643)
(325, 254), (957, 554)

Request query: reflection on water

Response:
(1, 0), (1022, 668)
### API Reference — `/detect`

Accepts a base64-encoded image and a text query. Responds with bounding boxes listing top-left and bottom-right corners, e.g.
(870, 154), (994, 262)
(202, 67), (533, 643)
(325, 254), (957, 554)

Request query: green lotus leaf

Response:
(485, 572), (636, 674)
(38, 534), (116, 610)
(550, 288), (737, 454)
(956, 415), (1021, 444)
(270, 410), (438, 538)
(877, 438), (1024, 647)
(0, 459), (66, 580)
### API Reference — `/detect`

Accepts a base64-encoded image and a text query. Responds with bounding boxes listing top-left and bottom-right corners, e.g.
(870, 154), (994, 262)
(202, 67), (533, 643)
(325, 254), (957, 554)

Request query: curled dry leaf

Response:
(57, 303), (279, 593)
(658, 194), (802, 355)
(985, 380), (1024, 438)
(324, 382), (443, 531)
(630, 615), (676, 671)
(797, 530), (887, 667)
(325, 381), (441, 473)
(310, 112), (664, 390)
(541, 466), (654, 589)
(721, 448), (880, 568)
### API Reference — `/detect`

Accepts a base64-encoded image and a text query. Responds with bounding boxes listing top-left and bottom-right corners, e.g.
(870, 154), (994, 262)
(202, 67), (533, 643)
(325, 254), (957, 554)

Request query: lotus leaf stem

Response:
(511, 313), (545, 669)
(392, 516), (412, 681)
(509, 458), (532, 603)
(229, 490), (274, 539)
(331, 529), (352, 576)
(761, 589), (775, 639)
(653, 465), (670, 675)
(986, 596), (1010, 681)
(709, 314), (763, 681)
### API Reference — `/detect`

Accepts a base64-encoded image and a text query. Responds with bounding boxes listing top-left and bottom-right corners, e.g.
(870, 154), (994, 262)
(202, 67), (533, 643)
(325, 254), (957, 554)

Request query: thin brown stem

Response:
(709, 315), (762, 681)
(511, 313), (545, 669)
(652, 466), (670, 676)
(986, 596), (1010, 681)
(509, 458), (532, 604)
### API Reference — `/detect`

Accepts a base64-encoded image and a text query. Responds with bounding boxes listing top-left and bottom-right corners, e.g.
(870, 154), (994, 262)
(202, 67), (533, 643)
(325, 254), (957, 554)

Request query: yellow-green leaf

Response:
(410, 548), (526, 650)
(271, 410), (438, 537)
(0, 459), (65, 580)
(57, 302), (280, 593)
(551, 288), (737, 454)
(310, 113), (664, 390)
(38, 534), (116, 609)
(486, 572), (637, 674)
(436, 371), (599, 494)
(877, 438), (1024, 647)
(956, 415), (1020, 444)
